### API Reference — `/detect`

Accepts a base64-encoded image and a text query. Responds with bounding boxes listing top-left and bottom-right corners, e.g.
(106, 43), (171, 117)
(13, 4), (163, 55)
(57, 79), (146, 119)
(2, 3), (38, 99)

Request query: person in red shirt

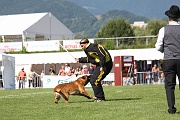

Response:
(18, 67), (27, 89)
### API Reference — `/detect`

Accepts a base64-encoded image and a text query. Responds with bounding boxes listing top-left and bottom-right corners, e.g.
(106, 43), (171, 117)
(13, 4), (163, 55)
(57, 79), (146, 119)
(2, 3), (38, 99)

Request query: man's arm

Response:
(155, 27), (164, 53)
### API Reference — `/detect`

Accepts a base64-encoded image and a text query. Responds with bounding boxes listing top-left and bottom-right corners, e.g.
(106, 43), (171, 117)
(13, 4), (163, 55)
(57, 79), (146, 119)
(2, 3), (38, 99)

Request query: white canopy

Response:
(10, 48), (164, 65)
(109, 48), (164, 61)
(0, 12), (74, 40)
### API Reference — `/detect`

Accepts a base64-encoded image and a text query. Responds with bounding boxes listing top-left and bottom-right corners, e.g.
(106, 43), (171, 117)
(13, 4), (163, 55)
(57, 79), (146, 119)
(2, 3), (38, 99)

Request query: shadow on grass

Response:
(69, 97), (141, 103)
(176, 111), (180, 114)
(106, 97), (142, 101)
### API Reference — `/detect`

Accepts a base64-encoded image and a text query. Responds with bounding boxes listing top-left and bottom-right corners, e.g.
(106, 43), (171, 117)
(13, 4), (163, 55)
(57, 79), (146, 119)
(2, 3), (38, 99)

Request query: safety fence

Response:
(94, 36), (157, 49)
(132, 71), (164, 85)
(102, 71), (165, 86)
(15, 76), (42, 89)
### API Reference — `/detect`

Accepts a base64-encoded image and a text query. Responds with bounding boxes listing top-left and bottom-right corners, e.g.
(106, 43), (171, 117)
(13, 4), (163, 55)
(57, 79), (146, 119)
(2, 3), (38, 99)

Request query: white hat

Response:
(83, 65), (87, 68)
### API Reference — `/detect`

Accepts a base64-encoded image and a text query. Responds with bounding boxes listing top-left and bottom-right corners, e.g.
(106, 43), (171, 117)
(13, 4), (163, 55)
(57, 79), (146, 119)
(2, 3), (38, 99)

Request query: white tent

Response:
(0, 52), (15, 90)
(10, 48), (164, 65)
(0, 12), (74, 41)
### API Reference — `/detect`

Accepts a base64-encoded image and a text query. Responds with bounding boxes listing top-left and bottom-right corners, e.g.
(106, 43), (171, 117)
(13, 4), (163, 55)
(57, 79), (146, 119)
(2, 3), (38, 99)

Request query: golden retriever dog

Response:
(54, 75), (96, 104)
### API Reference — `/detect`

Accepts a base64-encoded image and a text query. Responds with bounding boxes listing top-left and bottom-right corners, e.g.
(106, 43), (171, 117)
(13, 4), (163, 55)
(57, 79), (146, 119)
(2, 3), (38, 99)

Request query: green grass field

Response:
(0, 85), (180, 120)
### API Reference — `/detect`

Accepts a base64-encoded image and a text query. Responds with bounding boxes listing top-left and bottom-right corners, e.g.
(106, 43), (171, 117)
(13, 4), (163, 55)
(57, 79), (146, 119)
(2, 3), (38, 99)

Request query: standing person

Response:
(75, 38), (113, 102)
(18, 67), (26, 89)
(28, 67), (39, 88)
(40, 69), (44, 87)
(155, 5), (180, 114)
(151, 64), (159, 84)
(40, 69), (44, 79)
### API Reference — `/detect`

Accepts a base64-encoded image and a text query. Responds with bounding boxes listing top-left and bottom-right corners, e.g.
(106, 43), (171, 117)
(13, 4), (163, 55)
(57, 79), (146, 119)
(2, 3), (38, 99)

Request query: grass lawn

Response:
(0, 84), (180, 120)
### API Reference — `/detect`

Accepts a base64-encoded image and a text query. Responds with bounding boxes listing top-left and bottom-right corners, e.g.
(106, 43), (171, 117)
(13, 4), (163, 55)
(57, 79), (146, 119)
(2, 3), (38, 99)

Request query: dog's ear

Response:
(81, 75), (87, 80)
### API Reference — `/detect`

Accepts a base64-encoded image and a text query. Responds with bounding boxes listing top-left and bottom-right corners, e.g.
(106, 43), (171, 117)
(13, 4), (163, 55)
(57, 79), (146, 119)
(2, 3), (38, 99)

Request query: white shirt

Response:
(65, 66), (70, 74)
(40, 72), (44, 78)
(155, 21), (180, 53)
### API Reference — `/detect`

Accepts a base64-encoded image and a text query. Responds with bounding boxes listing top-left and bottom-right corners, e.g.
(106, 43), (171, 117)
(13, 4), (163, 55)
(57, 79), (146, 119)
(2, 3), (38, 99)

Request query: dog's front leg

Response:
(79, 87), (96, 99)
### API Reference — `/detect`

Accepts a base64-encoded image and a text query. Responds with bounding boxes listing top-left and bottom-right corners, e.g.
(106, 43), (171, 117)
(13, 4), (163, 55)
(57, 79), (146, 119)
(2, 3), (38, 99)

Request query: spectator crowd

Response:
(56, 63), (95, 76)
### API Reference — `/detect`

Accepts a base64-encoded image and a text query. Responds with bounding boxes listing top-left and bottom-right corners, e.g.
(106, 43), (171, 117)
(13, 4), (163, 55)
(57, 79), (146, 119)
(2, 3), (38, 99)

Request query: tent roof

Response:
(0, 13), (48, 35)
(0, 51), (15, 61)
(109, 48), (164, 61)
(10, 48), (164, 65)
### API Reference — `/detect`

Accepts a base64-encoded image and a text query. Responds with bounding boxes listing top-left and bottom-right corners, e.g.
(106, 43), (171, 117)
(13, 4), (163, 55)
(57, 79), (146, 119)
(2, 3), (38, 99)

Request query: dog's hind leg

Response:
(54, 92), (61, 104)
(59, 91), (69, 104)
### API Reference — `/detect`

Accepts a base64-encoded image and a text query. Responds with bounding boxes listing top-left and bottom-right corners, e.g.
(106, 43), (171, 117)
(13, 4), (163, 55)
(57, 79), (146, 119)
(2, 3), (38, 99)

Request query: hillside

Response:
(0, 0), (150, 37)
(67, 0), (180, 19)
(86, 10), (149, 37)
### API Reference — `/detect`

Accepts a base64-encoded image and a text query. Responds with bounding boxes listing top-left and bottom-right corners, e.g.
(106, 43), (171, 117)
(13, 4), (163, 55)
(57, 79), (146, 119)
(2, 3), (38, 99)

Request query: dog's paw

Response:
(93, 97), (97, 100)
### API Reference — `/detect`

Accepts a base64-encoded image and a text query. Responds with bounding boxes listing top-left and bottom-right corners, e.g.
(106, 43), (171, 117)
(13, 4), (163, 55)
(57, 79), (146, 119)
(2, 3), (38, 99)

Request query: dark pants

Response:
(90, 60), (113, 100)
(163, 59), (180, 113)
(29, 78), (37, 88)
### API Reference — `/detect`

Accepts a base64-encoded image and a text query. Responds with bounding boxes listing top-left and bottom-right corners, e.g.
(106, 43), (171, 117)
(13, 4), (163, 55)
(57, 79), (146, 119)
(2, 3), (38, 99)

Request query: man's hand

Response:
(100, 67), (103, 72)
(75, 58), (79, 63)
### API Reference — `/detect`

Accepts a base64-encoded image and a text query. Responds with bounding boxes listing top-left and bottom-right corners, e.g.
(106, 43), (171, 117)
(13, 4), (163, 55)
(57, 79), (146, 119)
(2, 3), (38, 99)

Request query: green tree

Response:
(133, 26), (146, 36)
(96, 18), (134, 49)
(146, 20), (167, 35)
(96, 18), (134, 38)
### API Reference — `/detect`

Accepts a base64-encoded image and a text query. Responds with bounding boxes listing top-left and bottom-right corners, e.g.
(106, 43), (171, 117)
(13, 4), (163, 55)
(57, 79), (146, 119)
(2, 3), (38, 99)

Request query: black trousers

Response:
(90, 60), (113, 100)
(163, 59), (180, 113)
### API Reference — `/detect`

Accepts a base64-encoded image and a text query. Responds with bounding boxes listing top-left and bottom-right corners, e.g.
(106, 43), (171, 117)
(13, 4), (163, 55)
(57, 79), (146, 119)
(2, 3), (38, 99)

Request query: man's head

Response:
(80, 38), (90, 50)
(165, 5), (180, 21)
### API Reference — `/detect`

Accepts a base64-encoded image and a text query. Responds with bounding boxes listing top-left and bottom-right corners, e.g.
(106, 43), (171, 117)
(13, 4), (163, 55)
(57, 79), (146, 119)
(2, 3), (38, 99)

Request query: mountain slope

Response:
(86, 10), (149, 37)
(66, 0), (180, 19)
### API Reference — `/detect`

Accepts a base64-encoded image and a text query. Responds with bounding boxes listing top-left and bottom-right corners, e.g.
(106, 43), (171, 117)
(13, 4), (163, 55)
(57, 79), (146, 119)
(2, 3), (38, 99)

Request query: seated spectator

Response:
(82, 65), (89, 74)
(49, 66), (56, 75)
(58, 65), (66, 76)
(67, 66), (75, 76)
(88, 63), (94, 74)
(64, 63), (70, 75)
(74, 67), (82, 77)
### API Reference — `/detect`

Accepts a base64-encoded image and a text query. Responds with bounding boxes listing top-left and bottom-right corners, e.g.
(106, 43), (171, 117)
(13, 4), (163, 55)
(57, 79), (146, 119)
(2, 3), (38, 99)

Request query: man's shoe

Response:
(168, 107), (176, 114)
(94, 98), (105, 102)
